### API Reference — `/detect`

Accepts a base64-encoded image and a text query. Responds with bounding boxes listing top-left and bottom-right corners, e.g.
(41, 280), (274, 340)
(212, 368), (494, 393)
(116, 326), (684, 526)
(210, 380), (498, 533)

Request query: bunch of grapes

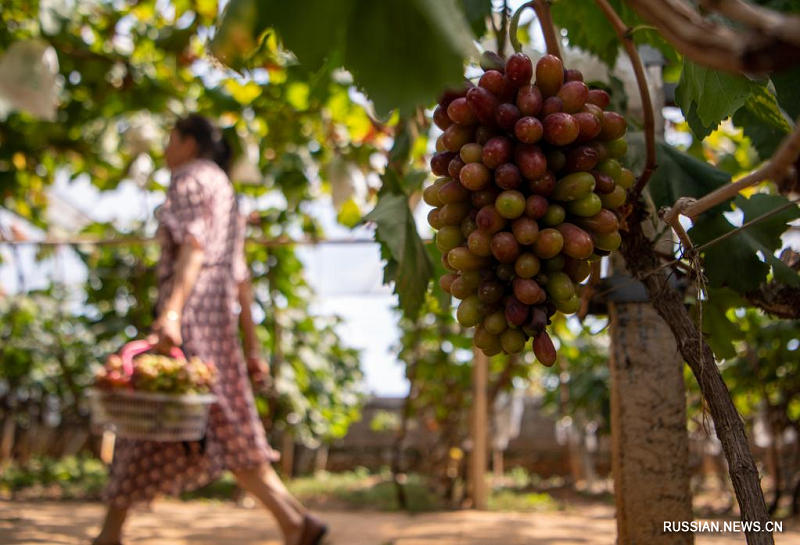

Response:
(95, 353), (217, 394)
(426, 50), (631, 366)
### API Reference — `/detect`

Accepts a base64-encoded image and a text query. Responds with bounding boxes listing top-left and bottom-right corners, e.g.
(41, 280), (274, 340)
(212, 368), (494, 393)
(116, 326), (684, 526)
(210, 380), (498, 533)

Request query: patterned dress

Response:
(105, 159), (278, 507)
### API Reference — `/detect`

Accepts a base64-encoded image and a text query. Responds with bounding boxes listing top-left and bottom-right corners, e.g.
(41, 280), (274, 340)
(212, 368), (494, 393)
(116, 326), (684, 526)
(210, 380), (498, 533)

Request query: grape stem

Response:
(593, 0), (656, 200)
(509, 1), (562, 60)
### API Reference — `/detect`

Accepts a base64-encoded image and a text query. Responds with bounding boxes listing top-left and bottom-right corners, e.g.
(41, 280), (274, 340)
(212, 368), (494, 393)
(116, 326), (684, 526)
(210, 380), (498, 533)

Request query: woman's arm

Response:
(238, 278), (270, 383)
(152, 240), (205, 351)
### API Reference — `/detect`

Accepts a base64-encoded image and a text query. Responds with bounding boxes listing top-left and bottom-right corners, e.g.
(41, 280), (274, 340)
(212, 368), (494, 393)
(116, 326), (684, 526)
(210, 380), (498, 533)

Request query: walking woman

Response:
(93, 115), (327, 545)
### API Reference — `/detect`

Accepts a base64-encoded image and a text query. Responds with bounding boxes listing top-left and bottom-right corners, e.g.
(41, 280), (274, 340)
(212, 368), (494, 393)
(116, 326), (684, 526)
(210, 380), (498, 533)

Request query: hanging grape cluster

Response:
(426, 50), (631, 366)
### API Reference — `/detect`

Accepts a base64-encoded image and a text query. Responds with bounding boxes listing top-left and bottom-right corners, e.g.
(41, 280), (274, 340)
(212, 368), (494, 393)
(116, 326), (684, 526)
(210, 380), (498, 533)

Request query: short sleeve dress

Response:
(104, 159), (278, 508)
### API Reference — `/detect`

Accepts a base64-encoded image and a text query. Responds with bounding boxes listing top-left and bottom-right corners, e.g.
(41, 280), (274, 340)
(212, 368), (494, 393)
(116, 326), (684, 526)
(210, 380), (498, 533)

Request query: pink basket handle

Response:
(119, 340), (185, 377)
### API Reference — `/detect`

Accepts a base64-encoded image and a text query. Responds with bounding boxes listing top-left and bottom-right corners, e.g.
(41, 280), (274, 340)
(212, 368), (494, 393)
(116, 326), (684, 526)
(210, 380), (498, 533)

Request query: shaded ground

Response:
(2, 500), (800, 544)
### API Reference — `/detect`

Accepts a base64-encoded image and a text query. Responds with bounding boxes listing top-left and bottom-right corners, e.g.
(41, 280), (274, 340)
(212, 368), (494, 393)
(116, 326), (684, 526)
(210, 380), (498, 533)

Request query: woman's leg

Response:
(262, 464), (307, 515)
(92, 505), (128, 545)
(233, 466), (304, 544)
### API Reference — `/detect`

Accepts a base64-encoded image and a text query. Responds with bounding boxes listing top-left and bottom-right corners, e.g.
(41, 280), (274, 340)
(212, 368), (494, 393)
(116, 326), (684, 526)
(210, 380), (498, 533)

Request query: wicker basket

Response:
(87, 340), (217, 442)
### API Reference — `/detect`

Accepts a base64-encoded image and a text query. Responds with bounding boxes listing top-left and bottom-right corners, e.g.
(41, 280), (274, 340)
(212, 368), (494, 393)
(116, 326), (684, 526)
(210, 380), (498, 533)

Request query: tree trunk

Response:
(621, 209), (774, 544)
(609, 301), (694, 544)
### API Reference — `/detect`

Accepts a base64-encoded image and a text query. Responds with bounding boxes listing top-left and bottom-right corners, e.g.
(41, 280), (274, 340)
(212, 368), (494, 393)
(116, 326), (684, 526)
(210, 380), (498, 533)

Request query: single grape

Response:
(438, 180), (470, 204)
(618, 167), (635, 189)
(433, 105), (453, 130)
(557, 81), (589, 113)
(573, 112), (602, 143)
(545, 271), (576, 301)
(525, 195), (549, 219)
(511, 216), (540, 245)
(504, 296), (530, 327)
(427, 208), (443, 230)
(514, 143), (547, 180)
(514, 252), (541, 278)
(468, 229), (493, 257)
(471, 187), (500, 208)
(430, 152), (456, 176)
(439, 273), (457, 294)
(574, 208), (619, 235)
(460, 143), (483, 164)
(435, 225), (463, 253)
(564, 69), (584, 82)
(466, 86), (500, 127)
(599, 185), (627, 209)
(423, 177), (448, 207)
(535, 54), (564, 97)
(496, 103), (521, 131)
(556, 223), (595, 260)
(482, 136), (513, 169)
(564, 146), (599, 173)
(505, 52), (533, 87)
(599, 111), (627, 141)
(484, 310), (508, 335)
(564, 257), (592, 283)
(586, 89), (610, 109)
(543, 255), (565, 272)
(513, 277), (545, 305)
(447, 97), (478, 125)
(594, 231), (622, 251)
(500, 328), (527, 354)
(541, 96), (563, 118)
(597, 158), (622, 182)
(439, 201), (471, 225)
(567, 193), (603, 217)
(442, 124), (475, 152)
(457, 295), (483, 327)
(491, 231), (521, 263)
(543, 113), (579, 146)
(478, 280), (505, 304)
(460, 162), (492, 191)
(479, 70), (515, 102)
(546, 150), (566, 173)
(474, 325), (502, 352)
(552, 172), (596, 202)
(495, 163), (523, 190)
(529, 171), (557, 196)
(461, 216), (478, 238)
(514, 116), (543, 144)
(495, 190), (526, 219)
(451, 275), (478, 300)
(554, 294), (580, 314)
(607, 138), (627, 158)
(448, 247), (492, 271)
(480, 51), (506, 73)
(516, 84), (543, 117)
(542, 204), (566, 226)
(533, 228), (564, 259)
(442, 253), (457, 272)
(591, 170), (616, 195)
(533, 332), (557, 366)
(435, 134), (446, 153)
(447, 156), (466, 181)
(476, 205), (508, 234)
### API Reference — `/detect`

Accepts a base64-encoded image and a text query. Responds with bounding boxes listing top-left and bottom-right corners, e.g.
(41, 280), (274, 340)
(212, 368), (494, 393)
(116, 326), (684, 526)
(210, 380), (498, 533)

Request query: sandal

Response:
(298, 514), (328, 545)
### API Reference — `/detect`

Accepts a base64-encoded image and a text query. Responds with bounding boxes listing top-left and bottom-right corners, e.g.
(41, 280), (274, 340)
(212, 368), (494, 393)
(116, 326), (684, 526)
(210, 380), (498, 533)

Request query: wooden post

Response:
(471, 347), (489, 510)
(281, 428), (295, 478)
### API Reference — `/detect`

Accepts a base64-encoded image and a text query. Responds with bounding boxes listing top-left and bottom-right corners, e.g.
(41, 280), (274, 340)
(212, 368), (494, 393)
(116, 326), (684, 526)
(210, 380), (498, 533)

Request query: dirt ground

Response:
(1, 500), (800, 545)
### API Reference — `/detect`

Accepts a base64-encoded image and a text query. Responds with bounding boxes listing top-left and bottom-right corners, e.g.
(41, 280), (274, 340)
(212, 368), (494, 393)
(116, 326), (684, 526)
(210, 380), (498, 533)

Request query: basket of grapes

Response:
(87, 340), (218, 442)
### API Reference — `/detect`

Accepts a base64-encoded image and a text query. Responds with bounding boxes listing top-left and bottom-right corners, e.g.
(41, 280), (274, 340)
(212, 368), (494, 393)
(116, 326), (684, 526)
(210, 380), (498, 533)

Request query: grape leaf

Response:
(676, 61), (756, 138)
(626, 133), (730, 214)
(733, 107), (787, 160)
(771, 68), (800, 120)
(689, 194), (800, 292)
(697, 288), (747, 361)
(364, 178), (434, 318)
(550, 0), (677, 67)
(212, 0), (475, 115)
(460, 0), (492, 39)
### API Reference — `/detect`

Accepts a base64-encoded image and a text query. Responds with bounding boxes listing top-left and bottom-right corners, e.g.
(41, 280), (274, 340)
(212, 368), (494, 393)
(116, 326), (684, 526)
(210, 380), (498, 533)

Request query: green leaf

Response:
(744, 84), (792, 133)
(676, 61), (755, 138)
(626, 134), (730, 214)
(551, 0), (677, 67)
(697, 288), (746, 361)
(343, 0), (474, 115)
(460, 0), (493, 39)
(689, 194), (800, 292)
(771, 68), (800, 120)
(213, 0), (475, 115)
(733, 107), (787, 159)
(364, 192), (434, 318)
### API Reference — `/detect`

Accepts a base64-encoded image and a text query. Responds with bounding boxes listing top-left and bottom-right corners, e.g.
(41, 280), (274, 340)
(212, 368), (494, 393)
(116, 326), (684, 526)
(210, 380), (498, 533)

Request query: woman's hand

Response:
(246, 352), (271, 388)
(150, 310), (183, 353)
